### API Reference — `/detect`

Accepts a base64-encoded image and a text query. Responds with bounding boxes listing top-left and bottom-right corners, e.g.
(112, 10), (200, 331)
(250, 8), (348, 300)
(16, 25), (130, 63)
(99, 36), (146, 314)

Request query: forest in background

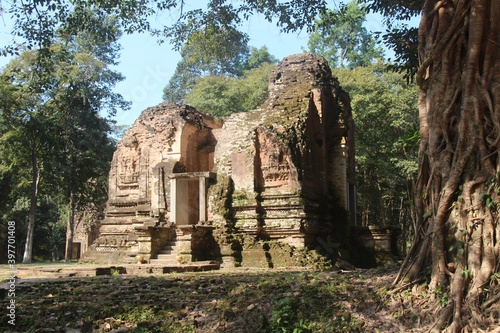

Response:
(1, 1), (499, 331)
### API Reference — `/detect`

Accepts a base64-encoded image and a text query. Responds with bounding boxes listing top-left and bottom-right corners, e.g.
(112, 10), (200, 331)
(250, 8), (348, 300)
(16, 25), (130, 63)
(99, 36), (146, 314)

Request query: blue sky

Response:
(112, 17), (321, 126)
(0, 4), (401, 127)
(111, 10), (392, 126)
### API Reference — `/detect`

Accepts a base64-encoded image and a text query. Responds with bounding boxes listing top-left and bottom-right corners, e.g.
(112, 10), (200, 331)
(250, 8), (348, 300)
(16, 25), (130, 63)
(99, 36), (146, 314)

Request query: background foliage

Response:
(0, 11), (124, 262)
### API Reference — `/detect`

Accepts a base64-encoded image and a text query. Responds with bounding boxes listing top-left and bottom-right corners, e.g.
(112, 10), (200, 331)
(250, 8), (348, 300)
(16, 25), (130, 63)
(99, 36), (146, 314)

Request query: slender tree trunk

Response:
(396, 1), (500, 331)
(64, 124), (77, 262)
(65, 190), (76, 262)
(22, 148), (40, 264)
(398, 197), (407, 257)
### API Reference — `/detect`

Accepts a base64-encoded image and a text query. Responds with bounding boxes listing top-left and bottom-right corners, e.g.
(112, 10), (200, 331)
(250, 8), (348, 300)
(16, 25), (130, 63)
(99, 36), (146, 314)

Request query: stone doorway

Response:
(169, 172), (215, 225)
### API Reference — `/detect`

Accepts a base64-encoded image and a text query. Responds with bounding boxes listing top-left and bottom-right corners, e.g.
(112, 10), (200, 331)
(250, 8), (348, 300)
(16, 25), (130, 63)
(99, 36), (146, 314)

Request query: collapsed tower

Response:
(81, 53), (355, 267)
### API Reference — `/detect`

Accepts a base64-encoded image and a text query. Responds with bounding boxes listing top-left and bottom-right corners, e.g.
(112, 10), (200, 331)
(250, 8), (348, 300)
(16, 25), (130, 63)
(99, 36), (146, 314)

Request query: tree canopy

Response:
(173, 45), (277, 115)
(163, 43), (277, 105)
(162, 28), (250, 104)
(184, 61), (276, 116)
(359, 0), (421, 78)
(1, 0), (327, 59)
(307, 0), (384, 69)
(0, 10), (125, 262)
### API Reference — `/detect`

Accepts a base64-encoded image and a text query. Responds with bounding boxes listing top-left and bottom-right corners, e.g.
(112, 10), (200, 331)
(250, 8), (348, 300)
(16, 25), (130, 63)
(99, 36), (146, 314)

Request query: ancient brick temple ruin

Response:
(80, 53), (356, 268)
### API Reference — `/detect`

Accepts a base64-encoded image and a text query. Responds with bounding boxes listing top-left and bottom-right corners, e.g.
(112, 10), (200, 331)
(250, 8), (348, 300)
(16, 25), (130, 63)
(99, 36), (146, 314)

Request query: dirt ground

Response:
(0, 263), (436, 333)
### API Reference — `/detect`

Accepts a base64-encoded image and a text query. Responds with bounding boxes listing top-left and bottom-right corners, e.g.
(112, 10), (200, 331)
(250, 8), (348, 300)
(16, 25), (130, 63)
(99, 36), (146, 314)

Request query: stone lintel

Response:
(168, 172), (216, 180)
(175, 224), (209, 229)
(259, 192), (300, 199)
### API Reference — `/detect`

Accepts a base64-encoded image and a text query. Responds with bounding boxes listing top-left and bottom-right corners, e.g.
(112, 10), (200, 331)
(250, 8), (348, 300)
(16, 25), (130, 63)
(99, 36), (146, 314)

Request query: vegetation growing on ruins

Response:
(1, 0), (500, 331)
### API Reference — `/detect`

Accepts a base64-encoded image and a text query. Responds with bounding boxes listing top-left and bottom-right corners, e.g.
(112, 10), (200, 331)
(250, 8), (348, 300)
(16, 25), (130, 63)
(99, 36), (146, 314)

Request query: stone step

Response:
(158, 242), (177, 254)
(150, 250), (180, 264)
(158, 247), (177, 254)
(154, 239), (179, 262)
(149, 259), (180, 265)
(156, 253), (178, 260)
(150, 261), (179, 265)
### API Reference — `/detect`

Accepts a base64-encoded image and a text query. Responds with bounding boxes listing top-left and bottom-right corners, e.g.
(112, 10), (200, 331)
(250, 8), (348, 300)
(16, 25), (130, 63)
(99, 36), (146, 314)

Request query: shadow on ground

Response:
(1, 265), (421, 333)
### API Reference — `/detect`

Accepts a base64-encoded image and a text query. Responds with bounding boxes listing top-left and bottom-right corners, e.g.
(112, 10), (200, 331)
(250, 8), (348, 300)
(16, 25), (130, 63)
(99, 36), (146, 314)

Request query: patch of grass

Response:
(117, 305), (157, 323)
(270, 297), (312, 333)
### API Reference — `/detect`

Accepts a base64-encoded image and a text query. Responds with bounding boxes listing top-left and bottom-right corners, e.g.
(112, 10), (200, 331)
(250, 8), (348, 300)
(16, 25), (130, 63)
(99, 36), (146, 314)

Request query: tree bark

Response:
(22, 146), (40, 264)
(65, 190), (76, 262)
(64, 120), (77, 262)
(396, 0), (500, 331)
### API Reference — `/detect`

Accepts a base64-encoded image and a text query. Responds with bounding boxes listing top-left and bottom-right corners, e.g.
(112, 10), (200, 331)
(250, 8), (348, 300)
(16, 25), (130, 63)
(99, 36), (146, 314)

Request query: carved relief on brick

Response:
(115, 132), (141, 189)
(157, 119), (177, 152)
(255, 127), (298, 191)
(119, 155), (140, 185)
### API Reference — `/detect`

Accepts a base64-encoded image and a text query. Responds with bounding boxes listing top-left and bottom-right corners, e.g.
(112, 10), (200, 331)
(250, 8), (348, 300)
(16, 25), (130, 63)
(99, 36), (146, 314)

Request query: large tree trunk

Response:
(22, 148), (40, 264)
(395, 1), (500, 331)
